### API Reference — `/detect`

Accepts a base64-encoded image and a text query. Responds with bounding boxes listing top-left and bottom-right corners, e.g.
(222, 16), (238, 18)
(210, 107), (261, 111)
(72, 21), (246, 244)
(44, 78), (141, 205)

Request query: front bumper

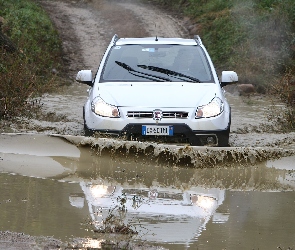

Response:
(85, 123), (230, 146)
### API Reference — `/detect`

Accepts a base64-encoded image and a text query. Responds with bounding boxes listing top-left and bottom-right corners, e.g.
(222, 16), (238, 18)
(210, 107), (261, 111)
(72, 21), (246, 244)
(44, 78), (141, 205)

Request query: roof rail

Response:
(194, 35), (203, 45)
(111, 34), (119, 45)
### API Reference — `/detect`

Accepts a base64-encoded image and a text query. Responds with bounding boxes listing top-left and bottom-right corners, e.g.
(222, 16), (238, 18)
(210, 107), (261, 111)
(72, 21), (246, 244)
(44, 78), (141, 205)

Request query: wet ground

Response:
(1, 0), (295, 249)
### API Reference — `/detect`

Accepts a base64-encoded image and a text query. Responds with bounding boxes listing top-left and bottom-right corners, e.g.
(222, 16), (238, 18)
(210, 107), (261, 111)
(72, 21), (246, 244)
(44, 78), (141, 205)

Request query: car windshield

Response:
(101, 44), (213, 82)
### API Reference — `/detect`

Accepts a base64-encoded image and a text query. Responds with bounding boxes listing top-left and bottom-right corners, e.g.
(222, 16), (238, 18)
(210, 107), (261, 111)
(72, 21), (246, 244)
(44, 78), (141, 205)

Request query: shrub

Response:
(0, 0), (63, 120)
(146, 0), (295, 94)
(0, 50), (56, 119)
(264, 68), (295, 131)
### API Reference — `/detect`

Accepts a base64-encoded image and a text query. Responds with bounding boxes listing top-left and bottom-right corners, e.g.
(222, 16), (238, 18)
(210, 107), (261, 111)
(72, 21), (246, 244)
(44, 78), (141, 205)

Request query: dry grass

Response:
(0, 50), (57, 120)
(268, 70), (295, 130)
(0, 0), (63, 121)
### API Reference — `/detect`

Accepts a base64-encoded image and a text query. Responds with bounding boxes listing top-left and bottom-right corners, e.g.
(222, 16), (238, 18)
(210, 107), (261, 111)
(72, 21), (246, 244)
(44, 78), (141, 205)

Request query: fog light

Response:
(207, 136), (214, 144)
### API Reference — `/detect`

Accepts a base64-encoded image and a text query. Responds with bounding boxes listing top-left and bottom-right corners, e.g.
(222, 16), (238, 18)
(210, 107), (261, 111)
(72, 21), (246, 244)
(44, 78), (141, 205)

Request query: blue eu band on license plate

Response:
(142, 125), (174, 136)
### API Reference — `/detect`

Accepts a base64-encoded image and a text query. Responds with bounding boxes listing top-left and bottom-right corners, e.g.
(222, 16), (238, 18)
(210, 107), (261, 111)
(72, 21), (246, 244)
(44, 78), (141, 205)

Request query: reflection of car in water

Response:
(70, 182), (227, 244)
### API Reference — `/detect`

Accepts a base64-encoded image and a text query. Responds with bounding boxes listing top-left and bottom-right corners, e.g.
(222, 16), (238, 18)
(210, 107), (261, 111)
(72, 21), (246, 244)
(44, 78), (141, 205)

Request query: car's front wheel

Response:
(217, 111), (231, 147)
(83, 107), (94, 136)
(84, 123), (94, 136)
(217, 129), (230, 147)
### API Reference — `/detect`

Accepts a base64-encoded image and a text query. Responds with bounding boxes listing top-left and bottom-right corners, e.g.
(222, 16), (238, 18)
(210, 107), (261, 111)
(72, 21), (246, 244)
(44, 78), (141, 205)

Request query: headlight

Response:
(91, 97), (120, 117)
(195, 97), (224, 118)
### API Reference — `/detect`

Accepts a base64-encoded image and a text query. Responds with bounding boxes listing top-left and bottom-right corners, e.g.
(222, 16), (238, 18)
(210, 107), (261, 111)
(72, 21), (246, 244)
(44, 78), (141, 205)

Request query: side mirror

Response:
(76, 70), (93, 87)
(220, 71), (238, 87)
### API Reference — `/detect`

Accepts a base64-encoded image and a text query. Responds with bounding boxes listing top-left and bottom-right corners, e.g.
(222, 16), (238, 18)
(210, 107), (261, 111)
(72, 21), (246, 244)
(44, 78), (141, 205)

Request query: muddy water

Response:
(228, 94), (295, 148)
(11, 84), (88, 135)
(0, 134), (295, 249)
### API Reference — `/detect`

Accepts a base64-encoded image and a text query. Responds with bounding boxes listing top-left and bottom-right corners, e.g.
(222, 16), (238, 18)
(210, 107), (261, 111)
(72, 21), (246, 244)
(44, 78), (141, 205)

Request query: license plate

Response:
(142, 125), (173, 136)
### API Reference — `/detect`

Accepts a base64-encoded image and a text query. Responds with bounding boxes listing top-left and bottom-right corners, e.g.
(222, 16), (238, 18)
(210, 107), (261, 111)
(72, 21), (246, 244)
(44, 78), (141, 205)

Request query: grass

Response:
(0, 0), (62, 72)
(146, 0), (295, 128)
(0, 0), (63, 120)
(146, 0), (295, 85)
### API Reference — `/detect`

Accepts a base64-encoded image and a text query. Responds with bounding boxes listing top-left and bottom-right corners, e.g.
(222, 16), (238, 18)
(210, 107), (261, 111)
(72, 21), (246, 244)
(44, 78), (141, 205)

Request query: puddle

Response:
(227, 94), (274, 132)
(0, 134), (295, 249)
(0, 133), (80, 157)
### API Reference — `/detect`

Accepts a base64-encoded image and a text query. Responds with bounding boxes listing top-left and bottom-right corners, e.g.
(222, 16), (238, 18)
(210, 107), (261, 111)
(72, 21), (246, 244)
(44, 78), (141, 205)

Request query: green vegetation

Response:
(0, 0), (63, 119)
(148, 0), (295, 83)
(147, 0), (295, 128)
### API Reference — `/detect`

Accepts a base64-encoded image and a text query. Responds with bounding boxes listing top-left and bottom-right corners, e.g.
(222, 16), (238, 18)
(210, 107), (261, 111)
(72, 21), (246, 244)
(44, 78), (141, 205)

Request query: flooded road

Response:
(0, 134), (295, 249)
(1, 0), (295, 249)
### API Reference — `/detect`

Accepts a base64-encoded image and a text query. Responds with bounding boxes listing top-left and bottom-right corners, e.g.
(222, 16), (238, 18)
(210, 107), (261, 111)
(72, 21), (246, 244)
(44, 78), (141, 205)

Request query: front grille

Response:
(127, 111), (153, 118)
(163, 112), (189, 118)
(127, 111), (189, 119)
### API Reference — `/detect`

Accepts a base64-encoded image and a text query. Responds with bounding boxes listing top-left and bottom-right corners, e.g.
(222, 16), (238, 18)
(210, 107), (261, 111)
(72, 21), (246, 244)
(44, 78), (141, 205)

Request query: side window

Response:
(101, 46), (124, 81)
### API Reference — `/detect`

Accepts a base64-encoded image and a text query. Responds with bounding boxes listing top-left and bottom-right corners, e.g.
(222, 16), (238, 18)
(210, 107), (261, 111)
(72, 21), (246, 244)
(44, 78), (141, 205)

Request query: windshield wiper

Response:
(137, 65), (201, 83)
(115, 61), (172, 82)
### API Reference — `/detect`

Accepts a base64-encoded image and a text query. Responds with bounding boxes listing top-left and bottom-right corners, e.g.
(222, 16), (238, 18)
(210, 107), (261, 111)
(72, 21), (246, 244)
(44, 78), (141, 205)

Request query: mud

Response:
(0, 232), (62, 250)
(1, 0), (295, 249)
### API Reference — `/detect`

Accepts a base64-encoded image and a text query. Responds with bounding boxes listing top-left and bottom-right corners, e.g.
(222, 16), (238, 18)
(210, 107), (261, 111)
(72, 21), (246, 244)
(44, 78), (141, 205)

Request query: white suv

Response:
(76, 35), (238, 146)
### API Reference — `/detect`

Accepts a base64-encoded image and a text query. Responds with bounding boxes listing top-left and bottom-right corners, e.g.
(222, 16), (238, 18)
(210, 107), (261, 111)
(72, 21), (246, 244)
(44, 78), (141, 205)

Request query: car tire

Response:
(217, 112), (231, 147)
(84, 123), (94, 137)
(83, 107), (94, 137)
(217, 131), (230, 147)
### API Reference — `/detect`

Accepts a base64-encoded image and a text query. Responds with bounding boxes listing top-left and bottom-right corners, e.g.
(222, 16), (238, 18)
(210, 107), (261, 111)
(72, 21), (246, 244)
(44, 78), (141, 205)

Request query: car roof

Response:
(116, 37), (199, 46)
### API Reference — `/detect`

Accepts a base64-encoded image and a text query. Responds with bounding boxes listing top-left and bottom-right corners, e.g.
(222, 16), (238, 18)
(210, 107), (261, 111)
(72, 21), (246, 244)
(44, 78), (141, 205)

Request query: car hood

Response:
(96, 82), (218, 107)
